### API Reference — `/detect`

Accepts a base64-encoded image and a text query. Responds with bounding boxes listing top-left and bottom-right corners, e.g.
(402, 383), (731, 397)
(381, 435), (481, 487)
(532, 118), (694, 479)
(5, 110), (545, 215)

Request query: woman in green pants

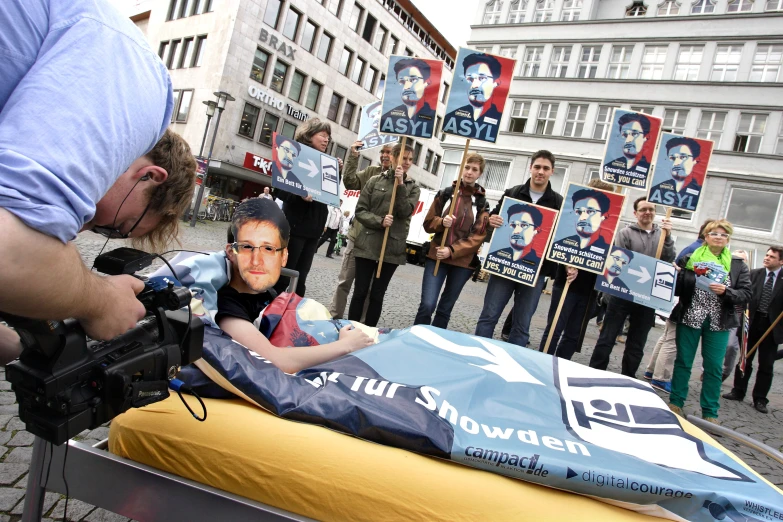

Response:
(668, 219), (751, 424)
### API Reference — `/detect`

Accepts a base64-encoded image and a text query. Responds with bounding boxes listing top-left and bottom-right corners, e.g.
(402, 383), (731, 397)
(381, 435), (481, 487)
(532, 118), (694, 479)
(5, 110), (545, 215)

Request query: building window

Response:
(535, 103), (557, 135)
(270, 60), (289, 93)
(630, 105), (654, 114)
(338, 48), (353, 75)
(405, 47), (414, 57)
(508, 101), (530, 132)
(639, 45), (667, 80)
(165, 39), (180, 69)
(389, 35), (399, 56)
(362, 13), (377, 43)
(374, 26), (387, 52)
(251, 48), (271, 83)
(170, 90), (180, 123)
(327, 93), (343, 121)
(727, 0), (754, 11)
(342, 101), (356, 128)
(475, 46), (494, 53)
(441, 83), (450, 103)
(158, 41), (169, 60)
(625, 1), (648, 16)
(334, 144), (349, 161)
(193, 35), (207, 67)
(697, 111), (726, 148)
(326, 0), (343, 16)
(375, 74), (386, 98)
(424, 150), (434, 172)
(349, 3), (364, 32)
(317, 32), (333, 63)
(172, 89), (193, 122)
(548, 46), (571, 77)
(726, 188), (781, 232)
(657, 0), (680, 14)
(534, 0), (554, 21)
(413, 142), (423, 164)
(734, 113), (767, 153)
(561, 0), (583, 20)
(190, 0), (213, 16)
(435, 115), (442, 136)
(282, 8), (301, 41)
(750, 44), (782, 82)
(281, 121), (298, 139)
(711, 44), (742, 81)
(690, 0), (715, 13)
(521, 46), (543, 77)
(259, 113), (280, 145)
(176, 37), (194, 68)
(607, 45), (633, 79)
(662, 109), (688, 134)
(483, 159), (512, 191)
(351, 57), (366, 84)
(432, 154), (442, 175)
(767, 0), (783, 10)
(238, 103), (260, 138)
(500, 46), (518, 59)
(593, 105), (617, 140)
(289, 70), (306, 102)
(508, 0), (527, 22)
(166, 0), (178, 21)
(777, 120), (783, 155)
(483, 0), (503, 23)
(301, 21), (318, 53)
(264, 0), (282, 28)
(563, 104), (588, 137)
(577, 46), (601, 78)
(363, 66), (378, 92)
(673, 45), (703, 81)
(305, 81), (322, 111)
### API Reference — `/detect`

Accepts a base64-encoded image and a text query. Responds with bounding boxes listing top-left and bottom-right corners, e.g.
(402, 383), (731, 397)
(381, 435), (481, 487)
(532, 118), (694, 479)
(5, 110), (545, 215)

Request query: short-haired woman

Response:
(668, 220), (751, 424)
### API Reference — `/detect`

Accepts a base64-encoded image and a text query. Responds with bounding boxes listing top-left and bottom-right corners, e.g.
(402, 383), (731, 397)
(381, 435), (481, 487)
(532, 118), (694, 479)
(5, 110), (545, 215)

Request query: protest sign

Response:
(546, 183), (626, 275)
(442, 48), (515, 143)
(694, 261), (728, 291)
(648, 133), (713, 212)
(482, 197), (558, 287)
(357, 100), (399, 151)
(593, 246), (677, 313)
(379, 55), (443, 139)
(600, 109), (662, 191)
(269, 132), (340, 207)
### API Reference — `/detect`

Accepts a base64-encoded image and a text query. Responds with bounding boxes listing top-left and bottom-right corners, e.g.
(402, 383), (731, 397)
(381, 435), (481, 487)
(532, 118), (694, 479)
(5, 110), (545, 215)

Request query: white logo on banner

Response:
(409, 326), (544, 385)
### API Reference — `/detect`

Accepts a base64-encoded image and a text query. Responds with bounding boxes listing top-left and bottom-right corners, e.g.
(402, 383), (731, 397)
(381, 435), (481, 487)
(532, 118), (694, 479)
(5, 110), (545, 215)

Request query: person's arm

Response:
(218, 317), (372, 374)
(342, 151), (362, 190)
(422, 192), (446, 234)
(450, 207), (490, 260)
(720, 263), (752, 306)
(354, 177), (384, 230)
(659, 223), (676, 262)
(0, 208), (146, 342)
(394, 182), (418, 219)
(614, 228), (632, 250)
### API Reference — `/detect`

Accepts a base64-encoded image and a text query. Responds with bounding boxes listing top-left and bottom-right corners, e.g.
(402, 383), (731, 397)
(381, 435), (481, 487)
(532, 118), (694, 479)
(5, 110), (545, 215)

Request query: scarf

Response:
(686, 245), (732, 273)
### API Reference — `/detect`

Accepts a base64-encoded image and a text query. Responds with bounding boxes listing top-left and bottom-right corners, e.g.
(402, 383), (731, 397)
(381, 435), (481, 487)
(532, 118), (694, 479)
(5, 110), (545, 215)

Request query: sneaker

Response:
(651, 380), (671, 393)
(702, 416), (720, 425)
(668, 404), (683, 416)
(642, 372), (653, 381)
(722, 390), (744, 401)
(654, 316), (666, 327)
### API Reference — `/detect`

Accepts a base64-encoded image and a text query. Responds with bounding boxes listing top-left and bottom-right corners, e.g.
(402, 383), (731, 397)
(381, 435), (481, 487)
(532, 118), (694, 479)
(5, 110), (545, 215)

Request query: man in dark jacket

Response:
(724, 246), (783, 413)
(475, 150), (563, 348)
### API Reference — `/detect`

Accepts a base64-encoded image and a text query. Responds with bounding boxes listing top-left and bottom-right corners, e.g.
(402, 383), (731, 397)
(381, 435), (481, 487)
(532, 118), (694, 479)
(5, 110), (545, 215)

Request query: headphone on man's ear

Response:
(140, 174), (151, 181)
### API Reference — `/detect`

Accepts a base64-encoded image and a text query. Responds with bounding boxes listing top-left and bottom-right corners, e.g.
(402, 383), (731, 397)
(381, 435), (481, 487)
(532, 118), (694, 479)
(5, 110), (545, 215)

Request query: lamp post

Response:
(199, 100), (218, 157)
(190, 91), (235, 227)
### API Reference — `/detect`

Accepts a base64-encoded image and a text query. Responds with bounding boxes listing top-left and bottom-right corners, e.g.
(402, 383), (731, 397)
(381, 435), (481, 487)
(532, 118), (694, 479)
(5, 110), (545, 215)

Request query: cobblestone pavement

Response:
(2, 220), (781, 520)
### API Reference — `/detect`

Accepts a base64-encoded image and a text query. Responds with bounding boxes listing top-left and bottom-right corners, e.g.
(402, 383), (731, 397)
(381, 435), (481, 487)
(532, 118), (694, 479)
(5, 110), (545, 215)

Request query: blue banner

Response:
(357, 101), (399, 151)
(270, 132), (340, 206)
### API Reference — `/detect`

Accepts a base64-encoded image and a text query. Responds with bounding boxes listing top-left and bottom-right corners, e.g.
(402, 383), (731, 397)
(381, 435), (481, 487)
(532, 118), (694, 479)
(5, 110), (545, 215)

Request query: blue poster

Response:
(593, 246), (677, 313)
(379, 55), (444, 139)
(600, 109), (663, 191)
(648, 133), (714, 212)
(441, 47), (516, 143)
(270, 132), (340, 206)
(357, 101), (399, 151)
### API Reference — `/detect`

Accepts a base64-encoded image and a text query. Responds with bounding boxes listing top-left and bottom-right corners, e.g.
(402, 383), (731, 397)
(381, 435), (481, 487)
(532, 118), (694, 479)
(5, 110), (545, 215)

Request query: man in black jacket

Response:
(475, 150), (563, 348)
(724, 246), (783, 413)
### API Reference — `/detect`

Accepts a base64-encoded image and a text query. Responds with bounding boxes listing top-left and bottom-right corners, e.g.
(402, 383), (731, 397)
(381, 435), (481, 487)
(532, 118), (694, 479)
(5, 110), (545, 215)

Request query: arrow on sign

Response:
(566, 467), (578, 479)
(298, 159), (319, 178)
(627, 266), (651, 284)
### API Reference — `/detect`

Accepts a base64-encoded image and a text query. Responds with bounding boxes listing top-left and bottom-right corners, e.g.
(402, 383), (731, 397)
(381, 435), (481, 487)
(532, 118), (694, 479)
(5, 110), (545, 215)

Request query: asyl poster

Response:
(379, 55), (444, 139)
(600, 109), (662, 191)
(648, 133), (713, 212)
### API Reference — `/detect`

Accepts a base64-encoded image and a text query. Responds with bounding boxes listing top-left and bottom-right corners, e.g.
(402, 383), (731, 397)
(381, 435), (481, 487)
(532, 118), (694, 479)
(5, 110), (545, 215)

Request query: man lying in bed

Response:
(216, 198), (373, 373)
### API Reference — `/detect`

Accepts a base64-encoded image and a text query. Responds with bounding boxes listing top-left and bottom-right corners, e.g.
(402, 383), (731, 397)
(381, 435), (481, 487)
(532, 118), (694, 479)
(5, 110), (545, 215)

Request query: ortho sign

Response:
(243, 152), (273, 176)
(248, 85), (285, 111)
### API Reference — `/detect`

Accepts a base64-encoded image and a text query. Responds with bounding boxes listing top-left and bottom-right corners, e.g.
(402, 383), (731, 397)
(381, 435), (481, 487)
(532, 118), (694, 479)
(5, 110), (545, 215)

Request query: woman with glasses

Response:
(668, 220), (751, 424)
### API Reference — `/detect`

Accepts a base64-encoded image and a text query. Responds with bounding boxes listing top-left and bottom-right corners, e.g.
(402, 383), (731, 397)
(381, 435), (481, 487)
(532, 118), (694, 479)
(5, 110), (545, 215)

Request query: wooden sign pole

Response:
(544, 279), (571, 355)
(377, 136), (407, 278)
(745, 309), (783, 360)
(655, 207), (672, 259)
(433, 138), (471, 277)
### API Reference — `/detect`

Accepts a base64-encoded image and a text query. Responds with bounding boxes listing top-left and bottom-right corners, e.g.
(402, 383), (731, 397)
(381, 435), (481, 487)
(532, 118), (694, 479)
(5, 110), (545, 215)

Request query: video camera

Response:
(3, 248), (204, 445)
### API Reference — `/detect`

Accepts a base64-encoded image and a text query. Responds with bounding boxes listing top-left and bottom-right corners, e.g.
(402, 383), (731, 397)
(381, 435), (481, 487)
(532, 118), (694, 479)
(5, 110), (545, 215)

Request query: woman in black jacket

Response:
(668, 219), (751, 424)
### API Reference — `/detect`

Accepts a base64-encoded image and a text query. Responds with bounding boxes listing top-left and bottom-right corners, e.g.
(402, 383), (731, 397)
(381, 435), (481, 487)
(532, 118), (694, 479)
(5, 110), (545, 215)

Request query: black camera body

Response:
(4, 248), (204, 445)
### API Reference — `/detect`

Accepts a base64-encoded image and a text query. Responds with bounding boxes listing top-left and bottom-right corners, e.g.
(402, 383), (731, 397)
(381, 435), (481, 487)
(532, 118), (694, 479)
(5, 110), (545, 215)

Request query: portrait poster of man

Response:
(442, 47), (515, 143)
(379, 55), (443, 139)
(600, 109), (662, 191)
(594, 246), (678, 313)
(546, 183), (626, 275)
(648, 133), (713, 212)
(270, 132), (340, 207)
(482, 197), (558, 287)
(357, 100), (399, 151)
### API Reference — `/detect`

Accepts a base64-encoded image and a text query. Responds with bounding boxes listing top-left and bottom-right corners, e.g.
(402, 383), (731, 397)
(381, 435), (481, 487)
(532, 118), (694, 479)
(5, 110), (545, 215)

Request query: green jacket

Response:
(353, 170), (420, 265)
(343, 154), (383, 243)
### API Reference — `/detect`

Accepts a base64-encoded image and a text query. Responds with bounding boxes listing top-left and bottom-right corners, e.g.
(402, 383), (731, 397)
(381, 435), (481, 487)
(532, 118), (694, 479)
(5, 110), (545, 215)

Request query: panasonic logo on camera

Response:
(137, 390), (163, 398)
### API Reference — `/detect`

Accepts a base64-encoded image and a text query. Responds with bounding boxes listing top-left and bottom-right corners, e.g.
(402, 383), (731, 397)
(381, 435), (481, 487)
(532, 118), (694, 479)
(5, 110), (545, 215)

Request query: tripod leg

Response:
(21, 436), (48, 522)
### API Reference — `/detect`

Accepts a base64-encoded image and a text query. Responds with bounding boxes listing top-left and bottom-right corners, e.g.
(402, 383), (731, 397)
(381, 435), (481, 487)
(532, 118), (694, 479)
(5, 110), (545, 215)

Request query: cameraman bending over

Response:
(0, 0), (195, 363)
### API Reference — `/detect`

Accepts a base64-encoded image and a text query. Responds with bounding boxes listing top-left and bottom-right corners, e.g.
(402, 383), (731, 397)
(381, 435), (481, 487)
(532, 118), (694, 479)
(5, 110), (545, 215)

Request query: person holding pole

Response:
(348, 143), (420, 327)
(668, 220), (751, 423)
(474, 150), (563, 348)
(588, 197), (675, 377)
(723, 246), (783, 414)
(414, 153), (489, 328)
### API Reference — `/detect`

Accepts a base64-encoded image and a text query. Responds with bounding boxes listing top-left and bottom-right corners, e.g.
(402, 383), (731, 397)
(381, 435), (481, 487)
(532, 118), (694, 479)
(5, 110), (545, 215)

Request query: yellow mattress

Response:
(109, 395), (663, 521)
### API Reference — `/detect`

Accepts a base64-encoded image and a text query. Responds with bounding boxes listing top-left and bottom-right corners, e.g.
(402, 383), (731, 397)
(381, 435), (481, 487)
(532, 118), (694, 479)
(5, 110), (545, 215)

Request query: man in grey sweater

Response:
(589, 197), (675, 377)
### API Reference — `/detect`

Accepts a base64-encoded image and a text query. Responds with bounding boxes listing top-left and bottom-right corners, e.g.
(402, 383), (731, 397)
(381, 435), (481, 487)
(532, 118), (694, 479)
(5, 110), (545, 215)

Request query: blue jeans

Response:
(414, 259), (474, 328)
(475, 274), (545, 347)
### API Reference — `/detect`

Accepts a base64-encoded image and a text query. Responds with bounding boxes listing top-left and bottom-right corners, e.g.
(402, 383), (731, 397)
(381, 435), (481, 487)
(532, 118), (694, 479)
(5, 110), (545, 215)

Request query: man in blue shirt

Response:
(0, 0), (193, 361)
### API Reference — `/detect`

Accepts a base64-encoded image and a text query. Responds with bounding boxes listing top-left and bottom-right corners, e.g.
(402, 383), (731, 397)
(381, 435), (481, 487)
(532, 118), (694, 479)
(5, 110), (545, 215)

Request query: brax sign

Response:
(259, 28), (296, 60)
